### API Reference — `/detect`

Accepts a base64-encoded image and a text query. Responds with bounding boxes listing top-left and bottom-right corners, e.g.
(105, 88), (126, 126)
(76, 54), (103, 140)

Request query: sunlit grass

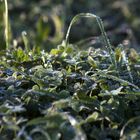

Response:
(65, 13), (117, 69)
(3, 0), (9, 48)
(0, 1), (140, 139)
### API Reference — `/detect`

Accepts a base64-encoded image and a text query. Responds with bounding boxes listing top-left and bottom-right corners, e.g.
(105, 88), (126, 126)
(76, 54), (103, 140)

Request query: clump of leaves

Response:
(0, 12), (140, 140)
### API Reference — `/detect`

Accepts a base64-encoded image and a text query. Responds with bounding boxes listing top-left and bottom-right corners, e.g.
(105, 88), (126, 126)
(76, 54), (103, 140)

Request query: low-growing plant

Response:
(0, 1), (140, 140)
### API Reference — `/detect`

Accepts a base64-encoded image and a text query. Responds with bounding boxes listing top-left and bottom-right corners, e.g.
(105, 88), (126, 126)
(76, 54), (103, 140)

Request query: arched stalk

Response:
(65, 13), (117, 69)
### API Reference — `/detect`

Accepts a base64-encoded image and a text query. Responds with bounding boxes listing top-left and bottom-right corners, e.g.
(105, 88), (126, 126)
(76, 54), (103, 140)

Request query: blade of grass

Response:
(119, 44), (134, 83)
(3, 0), (9, 48)
(120, 116), (140, 138)
(94, 70), (139, 90)
(22, 31), (30, 53)
(65, 13), (117, 69)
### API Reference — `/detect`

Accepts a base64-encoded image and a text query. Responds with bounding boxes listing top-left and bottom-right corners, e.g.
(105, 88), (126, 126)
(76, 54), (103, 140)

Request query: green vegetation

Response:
(0, 1), (140, 140)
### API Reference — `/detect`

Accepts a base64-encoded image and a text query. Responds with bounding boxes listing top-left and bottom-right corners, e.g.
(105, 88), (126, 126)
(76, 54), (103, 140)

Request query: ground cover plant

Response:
(0, 1), (140, 140)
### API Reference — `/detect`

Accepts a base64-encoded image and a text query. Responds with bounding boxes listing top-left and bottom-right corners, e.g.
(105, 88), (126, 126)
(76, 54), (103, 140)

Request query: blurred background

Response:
(0, 0), (140, 51)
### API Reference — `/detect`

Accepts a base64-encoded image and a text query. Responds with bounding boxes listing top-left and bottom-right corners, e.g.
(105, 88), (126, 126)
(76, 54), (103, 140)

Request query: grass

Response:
(3, 0), (9, 48)
(0, 1), (140, 140)
(65, 13), (117, 68)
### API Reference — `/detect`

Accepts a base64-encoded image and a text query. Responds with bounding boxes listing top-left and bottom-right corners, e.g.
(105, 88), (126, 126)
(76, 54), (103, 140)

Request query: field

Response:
(0, 0), (140, 140)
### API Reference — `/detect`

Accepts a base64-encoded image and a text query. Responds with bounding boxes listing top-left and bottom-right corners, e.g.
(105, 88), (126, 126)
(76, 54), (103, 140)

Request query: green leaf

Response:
(88, 56), (98, 69)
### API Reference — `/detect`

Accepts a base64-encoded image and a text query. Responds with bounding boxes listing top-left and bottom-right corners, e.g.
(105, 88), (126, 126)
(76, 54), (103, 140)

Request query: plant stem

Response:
(65, 13), (117, 69)
(4, 0), (9, 48)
